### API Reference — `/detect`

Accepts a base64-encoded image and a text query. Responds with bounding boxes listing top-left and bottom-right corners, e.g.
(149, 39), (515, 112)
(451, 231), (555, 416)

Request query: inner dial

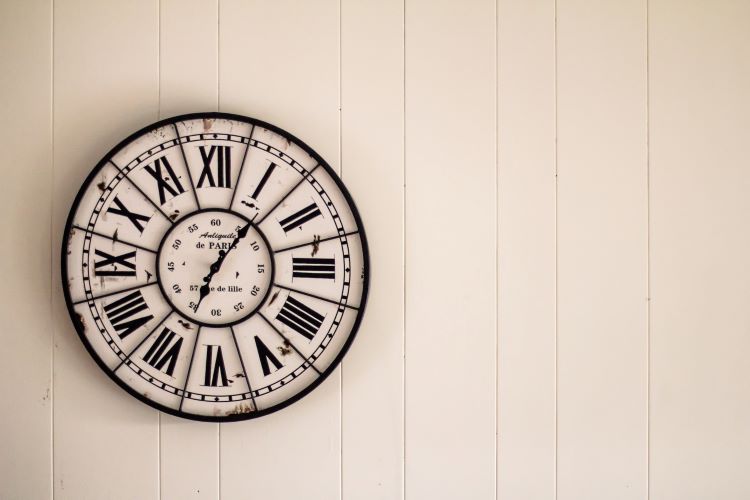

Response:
(157, 209), (273, 326)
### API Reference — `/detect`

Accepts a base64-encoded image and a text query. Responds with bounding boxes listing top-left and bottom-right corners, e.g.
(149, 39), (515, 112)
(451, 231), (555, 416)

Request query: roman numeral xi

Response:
(197, 145), (232, 188)
(103, 290), (153, 339)
(144, 156), (185, 204)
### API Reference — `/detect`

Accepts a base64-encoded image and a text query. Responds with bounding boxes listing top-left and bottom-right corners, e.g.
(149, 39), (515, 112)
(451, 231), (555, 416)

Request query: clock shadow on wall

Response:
(61, 112), (369, 422)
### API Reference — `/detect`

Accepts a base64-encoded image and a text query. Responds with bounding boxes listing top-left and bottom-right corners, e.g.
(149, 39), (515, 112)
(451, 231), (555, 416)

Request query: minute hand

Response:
(195, 223), (252, 311)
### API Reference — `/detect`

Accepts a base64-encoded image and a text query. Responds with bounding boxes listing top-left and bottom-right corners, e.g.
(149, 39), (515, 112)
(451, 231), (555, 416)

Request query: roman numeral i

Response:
(103, 290), (153, 339)
(197, 145), (232, 188)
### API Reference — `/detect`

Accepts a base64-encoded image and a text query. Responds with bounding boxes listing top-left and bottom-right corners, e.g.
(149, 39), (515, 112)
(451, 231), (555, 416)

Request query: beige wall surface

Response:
(1, 0), (748, 499)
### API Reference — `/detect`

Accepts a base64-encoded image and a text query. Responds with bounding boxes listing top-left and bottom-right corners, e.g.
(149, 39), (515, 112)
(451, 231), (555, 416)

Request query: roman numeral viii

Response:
(103, 290), (153, 339)
(94, 249), (136, 277)
(279, 202), (321, 233)
(107, 196), (150, 233)
(197, 145), (232, 188)
(276, 296), (324, 340)
(292, 257), (335, 280)
(144, 156), (185, 204)
(142, 328), (183, 377)
(254, 336), (283, 376)
(203, 345), (228, 386)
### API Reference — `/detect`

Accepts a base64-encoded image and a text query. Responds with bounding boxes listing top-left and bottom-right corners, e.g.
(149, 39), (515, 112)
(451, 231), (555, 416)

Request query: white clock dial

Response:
(62, 113), (369, 421)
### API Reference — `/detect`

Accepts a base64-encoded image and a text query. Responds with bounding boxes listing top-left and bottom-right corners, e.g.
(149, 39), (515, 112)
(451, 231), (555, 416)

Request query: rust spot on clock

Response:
(225, 403), (253, 416)
(112, 228), (119, 244)
(277, 340), (292, 356)
(311, 234), (321, 257)
(97, 181), (106, 191)
(203, 118), (214, 131)
(169, 210), (180, 221)
(75, 312), (86, 331)
(177, 320), (192, 330)
(234, 372), (245, 378)
(268, 290), (280, 306)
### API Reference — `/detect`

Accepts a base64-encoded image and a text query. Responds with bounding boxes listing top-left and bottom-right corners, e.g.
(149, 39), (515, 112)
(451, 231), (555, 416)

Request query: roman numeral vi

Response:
(203, 345), (228, 387)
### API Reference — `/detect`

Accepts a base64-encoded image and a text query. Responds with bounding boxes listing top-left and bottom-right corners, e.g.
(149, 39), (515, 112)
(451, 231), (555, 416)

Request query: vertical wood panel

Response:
(497, 0), (556, 497)
(556, 1), (647, 499)
(159, 1), (219, 499)
(649, 1), (750, 498)
(218, 1), (341, 498)
(52, 1), (160, 498)
(340, 0), (404, 498)
(404, 0), (496, 498)
(0, 0), (53, 498)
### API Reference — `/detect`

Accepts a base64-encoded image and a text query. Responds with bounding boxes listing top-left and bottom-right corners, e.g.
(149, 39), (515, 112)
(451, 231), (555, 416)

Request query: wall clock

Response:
(62, 112), (369, 421)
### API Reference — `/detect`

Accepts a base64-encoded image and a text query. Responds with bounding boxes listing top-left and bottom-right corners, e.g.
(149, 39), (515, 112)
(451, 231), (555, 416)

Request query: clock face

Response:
(62, 113), (369, 421)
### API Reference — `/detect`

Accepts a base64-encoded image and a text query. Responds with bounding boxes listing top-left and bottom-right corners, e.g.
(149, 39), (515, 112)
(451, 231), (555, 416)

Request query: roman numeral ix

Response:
(197, 145), (232, 188)
(203, 345), (228, 386)
(142, 327), (183, 377)
(144, 156), (185, 204)
(292, 257), (335, 280)
(103, 290), (153, 339)
(276, 296), (324, 340)
(279, 202), (321, 233)
(107, 196), (151, 233)
(94, 249), (136, 277)
(254, 336), (283, 376)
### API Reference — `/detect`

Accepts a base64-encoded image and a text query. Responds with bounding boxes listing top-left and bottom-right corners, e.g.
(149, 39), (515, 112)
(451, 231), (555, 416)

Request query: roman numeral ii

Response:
(279, 202), (322, 233)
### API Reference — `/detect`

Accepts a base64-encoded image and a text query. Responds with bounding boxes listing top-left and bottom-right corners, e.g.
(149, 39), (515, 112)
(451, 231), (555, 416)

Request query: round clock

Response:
(62, 112), (369, 421)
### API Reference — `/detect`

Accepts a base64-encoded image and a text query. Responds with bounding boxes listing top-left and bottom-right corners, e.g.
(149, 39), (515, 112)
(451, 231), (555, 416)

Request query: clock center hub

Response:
(157, 209), (274, 326)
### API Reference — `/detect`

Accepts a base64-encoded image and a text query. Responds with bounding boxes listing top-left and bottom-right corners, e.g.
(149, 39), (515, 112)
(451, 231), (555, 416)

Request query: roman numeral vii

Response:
(203, 345), (228, 387)
(142, 328), (183, 377)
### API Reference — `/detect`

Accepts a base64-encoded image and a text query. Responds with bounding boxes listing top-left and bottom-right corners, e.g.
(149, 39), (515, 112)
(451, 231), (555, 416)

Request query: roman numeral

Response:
(94, 249), (136, 276)
(279, 202), (322, 233)
(197, 145), (232, 188)
(276, 296), (324, 340)
(144, 156), (185, 204)
(107, 196), (151, 233)
(292, 257), (335, 280)
(203, 345), (228, 386)
(250, 162), (277, 199)
(103, 290), (153, 339)
(254, 336), (283, 376)
(142, 327), (183, 377)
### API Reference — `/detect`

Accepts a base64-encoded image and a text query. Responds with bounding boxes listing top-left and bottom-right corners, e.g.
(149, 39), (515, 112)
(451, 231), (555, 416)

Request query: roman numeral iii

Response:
(254, 336), (283, 376)
(94, 249), (136, 277)
(103, 290), (153, 339)
(279, 202), (322, 233)
(292, 257), (335, 280)
(276, 296), (324, 340)
(144, 156), (185, 204)
(197, 145), (232, 188)
(142, 327), (183, 377)
(203, 345), (228, 386)
(107, 196), (151, 233)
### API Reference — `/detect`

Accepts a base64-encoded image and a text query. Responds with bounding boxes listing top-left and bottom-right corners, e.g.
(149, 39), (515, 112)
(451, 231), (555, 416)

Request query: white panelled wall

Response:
(1, 0), (749, 499)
